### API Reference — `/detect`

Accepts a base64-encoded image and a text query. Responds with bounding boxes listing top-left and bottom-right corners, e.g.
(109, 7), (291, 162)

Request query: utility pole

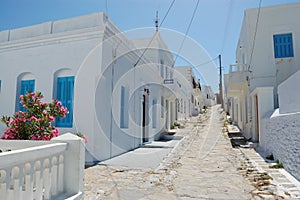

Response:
(219, 54), (223, 108)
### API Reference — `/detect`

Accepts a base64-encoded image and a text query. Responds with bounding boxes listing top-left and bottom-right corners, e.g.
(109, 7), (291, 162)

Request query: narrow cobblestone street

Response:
(84, 105), (298, 200)
(169, 105), (254, 199)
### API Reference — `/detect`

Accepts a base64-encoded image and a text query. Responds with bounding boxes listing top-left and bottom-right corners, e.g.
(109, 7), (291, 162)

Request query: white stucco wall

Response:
(278, 70), (300, 114)
(250, 87), (274, 142)
(261, 109), (300, 181)
(0, 31), (101, 134)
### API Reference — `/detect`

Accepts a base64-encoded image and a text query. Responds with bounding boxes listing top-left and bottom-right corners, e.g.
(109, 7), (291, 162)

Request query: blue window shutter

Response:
(152, 99), (157, 128)
(120, 86), (125, 128)
(56, 76), (74, 127)
(161, 96), (164, 118)
(19, 80), (35, 111)
(273, 33), (293, 58)
(67, 77), (74, 127)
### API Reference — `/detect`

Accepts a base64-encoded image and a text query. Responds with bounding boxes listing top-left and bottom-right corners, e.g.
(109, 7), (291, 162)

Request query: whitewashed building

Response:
(225, 3), (300, 181)
(201, 85), (215, 108)
(0, 13), (179, 163)
(174, 66), (203, 119)
(226, 3), (300, 142)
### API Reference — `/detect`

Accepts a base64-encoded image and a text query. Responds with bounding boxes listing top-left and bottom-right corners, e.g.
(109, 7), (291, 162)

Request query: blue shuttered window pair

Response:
(56, 76), (74, 128)
(19, 80), (35, 112)
(273, 33), (294, 58)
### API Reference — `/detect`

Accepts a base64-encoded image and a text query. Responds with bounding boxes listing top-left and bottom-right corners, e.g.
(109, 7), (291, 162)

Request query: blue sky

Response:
(1, 0), (300, 92)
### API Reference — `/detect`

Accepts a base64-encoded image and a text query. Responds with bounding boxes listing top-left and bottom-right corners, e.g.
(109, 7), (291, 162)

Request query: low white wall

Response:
(261, 109), (300, 181)
(9, 22), (52, 41)
(0, 133), (85, 199)
(278, 70), (300, 114)
(0, 13), (106, 42)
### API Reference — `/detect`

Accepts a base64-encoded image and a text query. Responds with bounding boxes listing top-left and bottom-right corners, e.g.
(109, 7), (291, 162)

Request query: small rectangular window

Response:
(56, 76), (74, 128)
(120, 86), (129, 128)
(152, 99), (157, 128)
(180, 99), (183, 113)
(273, 33), (294, 58)
(160, 59), (164, 79)
(0, 80), (2, 91)
(161, 96), (164, 118)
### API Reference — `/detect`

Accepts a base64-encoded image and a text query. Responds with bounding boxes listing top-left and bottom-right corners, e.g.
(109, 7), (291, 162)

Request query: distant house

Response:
(225, 3), (300, 142)
(174, 66), (204, 119)
(201, 85), (215, 107)
(0, 13), (180, 163)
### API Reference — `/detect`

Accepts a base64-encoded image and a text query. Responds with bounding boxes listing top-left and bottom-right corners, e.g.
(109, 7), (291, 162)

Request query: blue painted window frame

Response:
(56, 76), (74, 128)
(273, 33), (294, 58)
(161, 96), (164, 118)
(19, 80), (35, 112)
(120, 86), (125, 128)
(152, 99), (157, 128)
(120, 86), (128, 128)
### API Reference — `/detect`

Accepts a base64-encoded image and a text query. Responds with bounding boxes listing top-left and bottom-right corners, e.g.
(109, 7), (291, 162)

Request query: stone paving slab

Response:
(239, 147), (300, 199)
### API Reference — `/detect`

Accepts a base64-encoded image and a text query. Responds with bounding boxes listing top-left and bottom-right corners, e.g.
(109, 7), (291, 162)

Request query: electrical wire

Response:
(220, 0), (233, 54)
(134, 0), (176, 67)
(173, 0), (200, 66)
(248, 0), (262, 71)
(159, 0), (176, 27)
(194, 56), (219, 68)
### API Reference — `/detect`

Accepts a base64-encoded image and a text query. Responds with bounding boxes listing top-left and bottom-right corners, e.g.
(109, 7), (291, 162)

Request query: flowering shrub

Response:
(1, 91), (68, 140)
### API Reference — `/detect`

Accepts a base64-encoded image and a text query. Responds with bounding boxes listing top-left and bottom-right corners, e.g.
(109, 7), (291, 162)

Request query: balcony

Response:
(227, 64), (248, 95)
(229, 64), (248, 82)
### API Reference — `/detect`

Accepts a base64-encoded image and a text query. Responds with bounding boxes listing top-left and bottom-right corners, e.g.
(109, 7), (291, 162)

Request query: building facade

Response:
(0, 13), (180, 163)
(225, 3), (300, 142)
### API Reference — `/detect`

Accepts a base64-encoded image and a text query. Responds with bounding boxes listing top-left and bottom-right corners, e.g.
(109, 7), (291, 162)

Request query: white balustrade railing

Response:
(0, 133), (85, 200)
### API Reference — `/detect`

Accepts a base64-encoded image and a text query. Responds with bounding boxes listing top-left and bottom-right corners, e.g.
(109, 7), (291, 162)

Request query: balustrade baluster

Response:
(12, 166), (22, 200)
(57, 155), (64, 193)
(24, 162), (34, 200)
(50, 156), (58, 196)
(33, 160), (43, 200)
(43, 159), (51, 200)
(0, 169), (7, 199)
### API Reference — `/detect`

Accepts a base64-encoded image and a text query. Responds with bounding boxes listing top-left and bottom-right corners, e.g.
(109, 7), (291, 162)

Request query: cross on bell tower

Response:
(155, 11), (159, 32)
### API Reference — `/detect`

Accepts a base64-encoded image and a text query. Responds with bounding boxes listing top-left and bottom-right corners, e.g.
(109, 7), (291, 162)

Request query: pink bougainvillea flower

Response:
(0, 91), (69, 141)
(48, 115), (55, 122)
